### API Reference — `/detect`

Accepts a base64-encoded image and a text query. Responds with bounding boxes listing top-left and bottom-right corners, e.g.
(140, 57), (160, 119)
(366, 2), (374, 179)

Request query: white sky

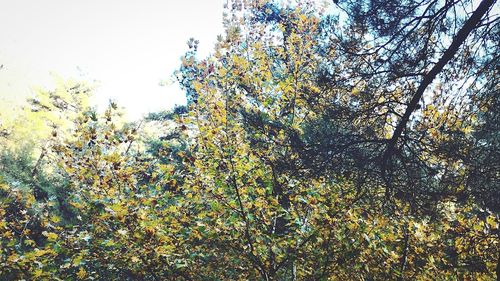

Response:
(0, 0), (224, 119)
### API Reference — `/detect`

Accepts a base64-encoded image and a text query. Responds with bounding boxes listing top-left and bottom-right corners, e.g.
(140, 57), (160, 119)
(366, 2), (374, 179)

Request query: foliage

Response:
(0, 0), (498, 280)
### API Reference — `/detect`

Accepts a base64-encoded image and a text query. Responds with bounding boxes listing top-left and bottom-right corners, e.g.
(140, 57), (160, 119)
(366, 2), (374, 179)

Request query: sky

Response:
(0, 0), (225, 119)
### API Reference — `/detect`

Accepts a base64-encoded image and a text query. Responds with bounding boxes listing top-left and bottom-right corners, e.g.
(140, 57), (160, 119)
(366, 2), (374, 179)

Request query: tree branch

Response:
(382, 0), (497, 168)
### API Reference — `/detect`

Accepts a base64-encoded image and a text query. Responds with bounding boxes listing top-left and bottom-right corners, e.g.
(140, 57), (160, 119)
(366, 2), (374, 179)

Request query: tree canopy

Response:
(1, 0), (498, 280)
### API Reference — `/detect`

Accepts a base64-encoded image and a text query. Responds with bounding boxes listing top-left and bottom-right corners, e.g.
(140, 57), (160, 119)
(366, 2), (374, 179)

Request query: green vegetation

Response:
(0, 0), (498, 280)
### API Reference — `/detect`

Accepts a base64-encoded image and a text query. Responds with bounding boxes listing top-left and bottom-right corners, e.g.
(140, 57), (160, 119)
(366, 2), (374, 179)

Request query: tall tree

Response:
(172, 0), (498, 278)
(292, 0), (500, 210)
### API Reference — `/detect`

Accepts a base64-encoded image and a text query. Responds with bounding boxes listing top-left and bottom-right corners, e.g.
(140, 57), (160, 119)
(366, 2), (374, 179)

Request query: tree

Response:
(1, 0), (498, 279)
(314, 0), (499, 208)
(171, 0), (498, 278)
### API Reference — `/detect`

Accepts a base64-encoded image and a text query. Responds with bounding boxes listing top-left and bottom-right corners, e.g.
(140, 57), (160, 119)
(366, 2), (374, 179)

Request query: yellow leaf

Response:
(25, 239), (36, 246)
(473, 222), (483, 232)
(42, 231), (58, 241)
(33, 269), (43, 278)
(255, 187), (265, 196)
(486, 216), (497, 229)
(73, 255), (83, 266)
(50, 215), (61, 223)
(254, 200), (264, 208)
(77, 267), (87, 279)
